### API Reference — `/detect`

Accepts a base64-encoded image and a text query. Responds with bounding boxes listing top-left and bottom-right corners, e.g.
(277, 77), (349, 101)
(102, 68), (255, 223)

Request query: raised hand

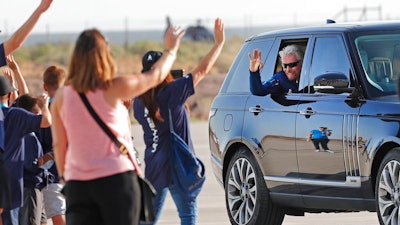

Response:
(6, 55), (19, 72)
(248, 49), (264, 72)
(37, 93), (50, 110)
(213, 18), (225, 46)
(2, 67), (15, 88)
(163, 26), (185, 55)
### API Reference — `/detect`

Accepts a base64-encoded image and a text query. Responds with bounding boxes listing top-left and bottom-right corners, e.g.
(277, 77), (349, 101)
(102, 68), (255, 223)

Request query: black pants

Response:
(64, 171), (141, 225)
(0, 152), (11, 209)
(312, 139), (330, 150)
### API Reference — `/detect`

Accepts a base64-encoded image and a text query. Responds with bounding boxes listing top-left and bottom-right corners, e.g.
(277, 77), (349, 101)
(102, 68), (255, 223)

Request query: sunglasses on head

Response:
(282, 61), (299, 69)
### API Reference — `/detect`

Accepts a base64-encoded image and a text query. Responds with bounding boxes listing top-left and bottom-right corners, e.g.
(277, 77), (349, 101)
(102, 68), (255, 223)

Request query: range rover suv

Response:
(208, 20), (400, 225)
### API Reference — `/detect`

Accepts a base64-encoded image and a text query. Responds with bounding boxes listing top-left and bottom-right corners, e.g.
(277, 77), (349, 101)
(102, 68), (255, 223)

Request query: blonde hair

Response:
(66, 29), (115, 93)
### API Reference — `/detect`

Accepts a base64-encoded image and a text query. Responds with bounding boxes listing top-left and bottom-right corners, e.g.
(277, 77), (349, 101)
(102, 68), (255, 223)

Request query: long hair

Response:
(139, 74), (175, 123)
(66, 29), (115, 93)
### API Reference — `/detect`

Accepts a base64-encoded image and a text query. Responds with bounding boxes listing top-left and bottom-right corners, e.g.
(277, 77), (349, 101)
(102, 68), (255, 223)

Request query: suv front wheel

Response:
(225, 147), (284, 225)
(376, 148), (400, 225)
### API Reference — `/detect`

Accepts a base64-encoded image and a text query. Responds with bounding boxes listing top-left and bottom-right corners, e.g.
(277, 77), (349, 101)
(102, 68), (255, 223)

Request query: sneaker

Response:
(324, 149), (334, 153)
(315, 149), (320, 152)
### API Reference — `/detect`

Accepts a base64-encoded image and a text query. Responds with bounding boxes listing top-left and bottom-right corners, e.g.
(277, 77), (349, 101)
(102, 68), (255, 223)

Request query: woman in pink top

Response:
(50, 27), (184, 225)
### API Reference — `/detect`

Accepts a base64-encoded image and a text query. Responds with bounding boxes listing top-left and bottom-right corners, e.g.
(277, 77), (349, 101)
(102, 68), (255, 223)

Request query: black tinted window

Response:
(310, 36), (351, 87)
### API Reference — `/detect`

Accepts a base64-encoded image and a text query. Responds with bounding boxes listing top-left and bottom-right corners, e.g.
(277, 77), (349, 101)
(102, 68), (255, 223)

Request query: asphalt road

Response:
(131, 121), (380, 225)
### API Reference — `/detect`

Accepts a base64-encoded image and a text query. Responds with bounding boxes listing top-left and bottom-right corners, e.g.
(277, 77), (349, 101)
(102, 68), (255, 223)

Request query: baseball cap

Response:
(0, 76), (17, 96)
(141, 50), (163, 72)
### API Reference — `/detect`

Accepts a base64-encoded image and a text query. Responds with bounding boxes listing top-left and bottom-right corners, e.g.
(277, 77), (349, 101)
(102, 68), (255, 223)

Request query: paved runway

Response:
(132, 122), (380, 225)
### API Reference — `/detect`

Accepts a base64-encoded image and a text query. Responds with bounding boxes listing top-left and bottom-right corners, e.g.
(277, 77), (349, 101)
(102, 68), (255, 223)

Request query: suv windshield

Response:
(355, 33), (400, 97)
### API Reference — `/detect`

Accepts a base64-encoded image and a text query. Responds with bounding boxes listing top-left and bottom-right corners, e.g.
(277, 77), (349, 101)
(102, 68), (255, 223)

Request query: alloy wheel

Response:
(378, 159), (400, 225)
(227, 158), (257, 225)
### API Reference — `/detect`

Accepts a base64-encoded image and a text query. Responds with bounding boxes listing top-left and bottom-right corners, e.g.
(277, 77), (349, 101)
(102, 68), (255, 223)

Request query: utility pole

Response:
(124, 17), (129, 52)
(332, 5), (382, 22)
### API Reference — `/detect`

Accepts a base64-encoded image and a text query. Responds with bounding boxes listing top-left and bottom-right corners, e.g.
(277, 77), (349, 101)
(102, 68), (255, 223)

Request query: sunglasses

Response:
(282, 61), (300, 69)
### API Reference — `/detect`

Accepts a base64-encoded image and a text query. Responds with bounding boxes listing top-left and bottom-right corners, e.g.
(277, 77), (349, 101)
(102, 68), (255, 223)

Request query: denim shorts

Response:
(42, 183), (66, 218)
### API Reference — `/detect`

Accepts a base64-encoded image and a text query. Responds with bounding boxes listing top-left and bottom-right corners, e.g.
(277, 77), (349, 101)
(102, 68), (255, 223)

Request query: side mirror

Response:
(314, 72), (354, 94)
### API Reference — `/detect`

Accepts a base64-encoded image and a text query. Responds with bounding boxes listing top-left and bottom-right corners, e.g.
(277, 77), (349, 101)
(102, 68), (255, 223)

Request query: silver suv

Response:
(208, 21), (400, 225)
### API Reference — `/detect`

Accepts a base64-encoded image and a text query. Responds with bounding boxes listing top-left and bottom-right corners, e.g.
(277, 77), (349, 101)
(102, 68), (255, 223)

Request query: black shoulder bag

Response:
(78, 93), (156, 224)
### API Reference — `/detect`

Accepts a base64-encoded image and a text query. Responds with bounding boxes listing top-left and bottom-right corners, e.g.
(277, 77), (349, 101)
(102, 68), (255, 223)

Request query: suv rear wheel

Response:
(225, 147), (284, 225)
(376, 148), (400, 225)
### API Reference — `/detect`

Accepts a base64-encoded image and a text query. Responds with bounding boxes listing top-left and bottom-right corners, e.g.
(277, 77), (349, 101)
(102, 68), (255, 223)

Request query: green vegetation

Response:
(10, 36), (245, 120)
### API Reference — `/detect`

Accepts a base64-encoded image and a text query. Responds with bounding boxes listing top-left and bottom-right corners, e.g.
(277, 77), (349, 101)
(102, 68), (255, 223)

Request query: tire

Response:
(376, 148), (400, 225)
(224, 147), (284, 225)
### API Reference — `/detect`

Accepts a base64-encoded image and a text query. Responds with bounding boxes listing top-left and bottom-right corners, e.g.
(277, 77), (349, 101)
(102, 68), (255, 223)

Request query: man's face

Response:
(282, 54), (302, 81)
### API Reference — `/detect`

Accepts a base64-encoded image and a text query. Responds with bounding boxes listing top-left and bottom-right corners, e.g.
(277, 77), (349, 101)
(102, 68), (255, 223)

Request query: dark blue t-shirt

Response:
(133, 74), (195, 191)
(250, 70), (299, 95)
(23, 132), (47, 190)
(2, 107), (42, 209)
(36, 101), (59, 183)
(0, 44), (6, 67)
(36, 126), (58, 183)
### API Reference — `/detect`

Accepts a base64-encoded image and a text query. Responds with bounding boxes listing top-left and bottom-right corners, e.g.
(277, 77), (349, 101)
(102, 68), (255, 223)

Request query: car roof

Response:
(247, 20), (400, 41)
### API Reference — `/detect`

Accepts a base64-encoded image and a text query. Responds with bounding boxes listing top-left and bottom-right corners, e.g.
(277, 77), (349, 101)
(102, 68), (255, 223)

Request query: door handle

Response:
(299, 109), (316, 115)
(299, 107), (316, 118)
(249, 105), (263, 115)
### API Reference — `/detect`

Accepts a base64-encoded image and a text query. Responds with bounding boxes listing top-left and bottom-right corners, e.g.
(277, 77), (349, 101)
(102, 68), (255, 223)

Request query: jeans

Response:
(147, 184), (197, 225)
(2, 207), (20, 225)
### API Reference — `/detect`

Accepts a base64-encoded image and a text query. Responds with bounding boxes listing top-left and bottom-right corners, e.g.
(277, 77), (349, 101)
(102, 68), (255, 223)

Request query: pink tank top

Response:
(60, 86), (134, 180)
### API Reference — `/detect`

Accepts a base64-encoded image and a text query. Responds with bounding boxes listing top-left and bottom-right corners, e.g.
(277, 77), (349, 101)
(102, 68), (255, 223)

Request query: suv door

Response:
(243, 38), (308, 197)
(295, 35), (362, 204)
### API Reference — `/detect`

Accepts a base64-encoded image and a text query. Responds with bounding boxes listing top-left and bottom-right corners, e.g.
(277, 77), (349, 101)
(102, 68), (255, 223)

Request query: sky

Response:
(1, 0), (399, 34)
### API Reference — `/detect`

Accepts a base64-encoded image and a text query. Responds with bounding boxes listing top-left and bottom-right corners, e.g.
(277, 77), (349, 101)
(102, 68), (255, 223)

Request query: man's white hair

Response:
(279, 44), (304, 62)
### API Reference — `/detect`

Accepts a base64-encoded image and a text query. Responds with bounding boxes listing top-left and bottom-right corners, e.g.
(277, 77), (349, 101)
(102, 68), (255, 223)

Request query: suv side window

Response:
(309, 36), (352, 91)
(226, 39), (274, 93)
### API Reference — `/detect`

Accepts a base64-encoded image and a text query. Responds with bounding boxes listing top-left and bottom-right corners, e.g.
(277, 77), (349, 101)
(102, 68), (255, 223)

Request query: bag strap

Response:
(168, 107), (199, 155)
(78, 93), (141, 175)
(79, 93), (126, 153)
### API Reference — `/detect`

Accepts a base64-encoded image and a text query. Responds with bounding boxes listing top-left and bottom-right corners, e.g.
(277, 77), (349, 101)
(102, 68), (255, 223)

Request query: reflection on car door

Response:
(242, 39), (307, 196)
(243, 94), (301, 195)
(296, 95), (361, 195)
(295, 35), (362, 201)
